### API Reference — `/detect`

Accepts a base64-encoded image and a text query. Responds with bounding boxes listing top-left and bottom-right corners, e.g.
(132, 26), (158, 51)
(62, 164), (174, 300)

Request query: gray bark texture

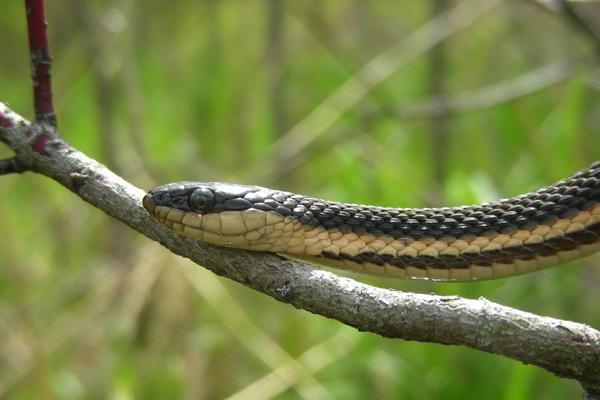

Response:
(1, 102), (599, 397)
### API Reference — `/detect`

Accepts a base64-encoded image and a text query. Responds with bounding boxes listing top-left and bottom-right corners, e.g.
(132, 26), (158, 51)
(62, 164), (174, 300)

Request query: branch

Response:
(1, 103), (599, 394)
(25, 0), (56, 126)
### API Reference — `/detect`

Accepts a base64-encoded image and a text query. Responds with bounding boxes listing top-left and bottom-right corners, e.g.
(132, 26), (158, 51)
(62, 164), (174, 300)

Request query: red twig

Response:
(25, 0), (56, 127)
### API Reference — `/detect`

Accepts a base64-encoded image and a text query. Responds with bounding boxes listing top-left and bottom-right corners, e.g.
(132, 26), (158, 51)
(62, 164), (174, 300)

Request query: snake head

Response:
(143, 182), (264, 215)
(143, 182), (293, 251)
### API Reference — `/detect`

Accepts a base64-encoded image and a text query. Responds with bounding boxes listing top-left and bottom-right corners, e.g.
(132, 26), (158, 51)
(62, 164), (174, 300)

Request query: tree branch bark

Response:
(1, 102), (600, 395)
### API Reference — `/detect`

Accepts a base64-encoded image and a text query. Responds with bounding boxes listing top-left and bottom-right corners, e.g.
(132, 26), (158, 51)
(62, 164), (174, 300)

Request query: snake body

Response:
(143, 162), (600, 281)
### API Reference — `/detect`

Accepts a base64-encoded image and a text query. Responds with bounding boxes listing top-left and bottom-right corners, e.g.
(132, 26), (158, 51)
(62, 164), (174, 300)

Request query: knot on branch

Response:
(27, 122), (66, 156)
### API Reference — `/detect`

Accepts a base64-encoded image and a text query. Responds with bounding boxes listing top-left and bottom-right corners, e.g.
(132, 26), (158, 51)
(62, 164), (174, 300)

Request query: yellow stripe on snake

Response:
(143, 162), (600, 281)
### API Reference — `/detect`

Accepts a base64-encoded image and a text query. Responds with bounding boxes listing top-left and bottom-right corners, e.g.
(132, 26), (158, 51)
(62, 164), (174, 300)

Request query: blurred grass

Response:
(1, 0), (599, 399)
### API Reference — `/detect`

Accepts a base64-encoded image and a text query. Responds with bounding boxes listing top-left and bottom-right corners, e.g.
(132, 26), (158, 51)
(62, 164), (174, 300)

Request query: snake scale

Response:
(143, 162), (600, 281)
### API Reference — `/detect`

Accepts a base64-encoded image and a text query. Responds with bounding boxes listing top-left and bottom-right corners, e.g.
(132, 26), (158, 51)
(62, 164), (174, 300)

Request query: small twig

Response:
(25, 0), (56, 127)
(0, 158), (27, 175)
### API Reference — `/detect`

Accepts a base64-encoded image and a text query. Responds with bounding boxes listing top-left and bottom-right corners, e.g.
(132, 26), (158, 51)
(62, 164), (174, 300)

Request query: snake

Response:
(143, 161), (600, 281)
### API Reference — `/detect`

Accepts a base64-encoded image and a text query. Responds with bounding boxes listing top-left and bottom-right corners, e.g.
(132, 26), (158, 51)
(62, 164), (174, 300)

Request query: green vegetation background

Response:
(1, 1), (599, 399)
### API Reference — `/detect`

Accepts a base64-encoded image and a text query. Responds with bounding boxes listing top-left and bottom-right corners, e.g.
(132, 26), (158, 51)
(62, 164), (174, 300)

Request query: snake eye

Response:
(189, 187), (215, 213)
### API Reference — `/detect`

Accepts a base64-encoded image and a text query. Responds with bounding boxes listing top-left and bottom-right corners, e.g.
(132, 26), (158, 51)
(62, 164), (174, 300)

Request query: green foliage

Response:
(0, 1), (598, 398)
